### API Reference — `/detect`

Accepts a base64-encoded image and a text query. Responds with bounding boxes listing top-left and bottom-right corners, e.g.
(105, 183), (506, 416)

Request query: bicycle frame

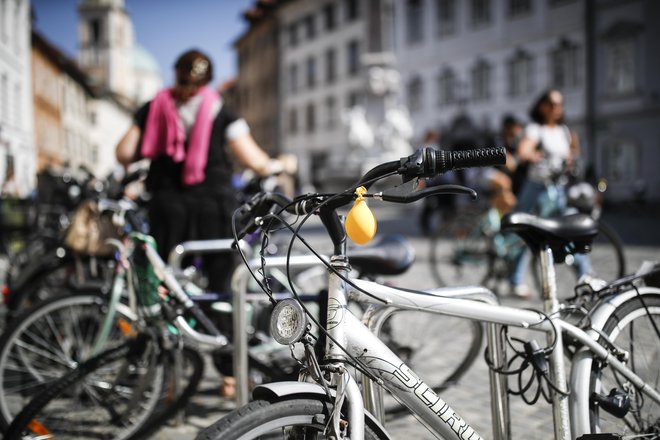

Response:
(321, 247), (660, 440)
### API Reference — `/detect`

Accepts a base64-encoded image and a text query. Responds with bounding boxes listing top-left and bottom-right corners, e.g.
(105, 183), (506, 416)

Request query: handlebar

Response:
(233, 146), (506, 239)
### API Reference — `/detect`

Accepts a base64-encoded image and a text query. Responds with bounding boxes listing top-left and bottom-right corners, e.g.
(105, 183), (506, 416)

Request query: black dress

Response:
(134, 102), (240, 292)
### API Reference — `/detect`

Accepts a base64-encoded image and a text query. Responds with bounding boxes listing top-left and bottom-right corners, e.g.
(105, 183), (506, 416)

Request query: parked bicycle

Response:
(429, 174), (625, 295)
(190, 147), (659, 440)
(0, 182), (482, 438)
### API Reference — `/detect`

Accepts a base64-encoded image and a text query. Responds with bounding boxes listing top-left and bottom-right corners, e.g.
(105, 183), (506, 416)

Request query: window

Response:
(288, 22), (298, 47)
(306, 103), (316, 133)
(13, 0), (20, 53)
(1, 73), (8, 122)
(91, 144), (99, 165)
(306, 56), (317, 89)
(471, 61), (491, 102)
(436, 0), (456, 36)
(323, 3), (336, 31)
(288, 63), (298, 93)
(325, 48), (337, 84)
(508, 51), (533, 97)
(1, 0), (8, 44)
(288, 108), (298, 134)
(14, 82), (20, 127)
(345, 0), (359, 21)
(304, 14), (316, 39)
(347, 40), (360, 76)
(552, 40), (580, 89)
(436, 70), (456, 105)
(548, 0), (577, 6)
(607, 38), (636, 95)
(471, 0), (491, 27)
(408, 76), (424, 112)
(90, 19), (101, 44)
(508, 0), (531, 17)
(347, 91), (361, 108)
(605, 140), (640, 184)
(326, 96), (337, 128)
(406, 0), (424, 44)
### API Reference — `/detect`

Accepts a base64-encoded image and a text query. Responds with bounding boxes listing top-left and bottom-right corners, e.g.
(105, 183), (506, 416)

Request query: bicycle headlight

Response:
(270, 299), (308, 345)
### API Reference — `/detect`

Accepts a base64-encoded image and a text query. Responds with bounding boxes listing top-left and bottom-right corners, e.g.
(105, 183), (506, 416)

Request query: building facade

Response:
(590, 0), (660, 201)
(32, 31), (98, 174)
(77, 0), (161, 105)
(234, 1), (280, 156)
(394, 0), (587, 141)
(277, 0), (368, 188)
(393, 0), (660, 202)
(76, 0), (161, 177)
(0, 0), (35, 197)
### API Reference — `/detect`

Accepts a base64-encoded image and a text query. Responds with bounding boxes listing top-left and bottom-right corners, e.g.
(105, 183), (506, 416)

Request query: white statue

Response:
(342, 106), (375, 151)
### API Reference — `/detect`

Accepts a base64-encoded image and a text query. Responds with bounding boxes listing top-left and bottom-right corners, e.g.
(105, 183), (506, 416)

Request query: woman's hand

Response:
(516, 136), (543, 163)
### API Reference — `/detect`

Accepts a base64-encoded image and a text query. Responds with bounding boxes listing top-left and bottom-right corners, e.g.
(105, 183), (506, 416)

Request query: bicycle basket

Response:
(64, 200), (121, 257)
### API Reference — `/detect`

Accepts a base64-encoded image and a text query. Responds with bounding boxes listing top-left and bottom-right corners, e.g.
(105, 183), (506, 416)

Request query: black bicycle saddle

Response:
(348, 234), (415, 276)
(501, 212), (599, 256)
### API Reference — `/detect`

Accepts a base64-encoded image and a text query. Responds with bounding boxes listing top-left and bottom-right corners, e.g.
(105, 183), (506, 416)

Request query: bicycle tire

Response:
(428, 210), (494, 288)
(0, 292), (135, 430)
(196, 398), (389, 440)
(5, 334), (163, 440)
(589, 294), (660, 436)
(594, 221), (626, 279)
(133, 347), (205, 439)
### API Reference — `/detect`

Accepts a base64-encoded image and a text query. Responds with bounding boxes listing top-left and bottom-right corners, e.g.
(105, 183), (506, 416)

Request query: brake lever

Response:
(378, 180), (478, 203)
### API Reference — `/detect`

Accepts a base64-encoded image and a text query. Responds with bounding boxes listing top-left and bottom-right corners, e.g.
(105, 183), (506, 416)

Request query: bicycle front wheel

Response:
(196, 398), (389, 440)
(589, 294), (660, 436)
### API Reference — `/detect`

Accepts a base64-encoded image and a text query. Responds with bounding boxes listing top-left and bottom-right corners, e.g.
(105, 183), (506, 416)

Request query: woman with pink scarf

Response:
(116, 49), (284, 293)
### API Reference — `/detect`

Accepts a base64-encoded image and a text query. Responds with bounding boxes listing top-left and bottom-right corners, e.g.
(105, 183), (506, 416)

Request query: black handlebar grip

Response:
(435, 147), (506, 173)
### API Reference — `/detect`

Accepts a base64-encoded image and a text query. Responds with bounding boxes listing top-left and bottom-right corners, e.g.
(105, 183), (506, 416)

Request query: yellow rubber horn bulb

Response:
(345, 186), (377, 245)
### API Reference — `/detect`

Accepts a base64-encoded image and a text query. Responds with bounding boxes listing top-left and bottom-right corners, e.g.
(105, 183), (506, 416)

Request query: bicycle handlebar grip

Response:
(436, 147), (506, 173)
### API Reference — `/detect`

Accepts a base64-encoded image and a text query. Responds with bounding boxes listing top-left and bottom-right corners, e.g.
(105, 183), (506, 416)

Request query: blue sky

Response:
(31, 0), (255, 86)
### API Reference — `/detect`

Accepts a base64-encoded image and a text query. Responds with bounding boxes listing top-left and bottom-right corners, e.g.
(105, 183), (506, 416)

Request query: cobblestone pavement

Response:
(153, 204), (660, 440)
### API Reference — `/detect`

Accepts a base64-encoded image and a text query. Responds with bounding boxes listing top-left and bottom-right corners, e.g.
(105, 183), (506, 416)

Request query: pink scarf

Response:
(140, 86), (220, 186)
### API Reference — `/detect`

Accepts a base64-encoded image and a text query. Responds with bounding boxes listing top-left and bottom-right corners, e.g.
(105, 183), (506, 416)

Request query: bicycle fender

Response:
(253, 382), (392, 440)
(589, 286), (660, 333)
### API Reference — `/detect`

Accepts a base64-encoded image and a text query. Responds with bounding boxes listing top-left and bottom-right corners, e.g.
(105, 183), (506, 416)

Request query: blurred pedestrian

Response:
(479, 115), (523, 214)
(116, 49), (288, 293)
(510, 89), (590, 298)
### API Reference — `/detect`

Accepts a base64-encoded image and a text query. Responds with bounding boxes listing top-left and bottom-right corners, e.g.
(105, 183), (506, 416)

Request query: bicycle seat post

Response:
(538, 245), (571, 439)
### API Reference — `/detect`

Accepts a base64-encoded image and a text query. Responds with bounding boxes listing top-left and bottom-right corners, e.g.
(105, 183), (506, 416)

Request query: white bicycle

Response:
(197, 147), (660, 440)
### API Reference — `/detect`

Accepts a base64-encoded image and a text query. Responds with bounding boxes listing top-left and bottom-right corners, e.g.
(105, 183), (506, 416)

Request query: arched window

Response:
(406, 0), (424, 44)
(436, 69), (456, 106)
(508, 49), (534, 97)
(471, 60), (491, 102)
(408, 76), (424, 112)
(551, 39), (580, 89)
